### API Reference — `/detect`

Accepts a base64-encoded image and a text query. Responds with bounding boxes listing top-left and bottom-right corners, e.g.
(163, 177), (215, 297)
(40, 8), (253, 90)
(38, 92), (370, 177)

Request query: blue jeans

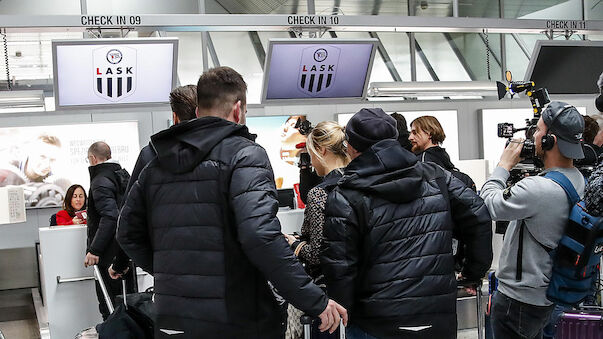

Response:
(491, 291), (555, 339)
(542, 304), (569, 339)
(346, 325), (378, 339)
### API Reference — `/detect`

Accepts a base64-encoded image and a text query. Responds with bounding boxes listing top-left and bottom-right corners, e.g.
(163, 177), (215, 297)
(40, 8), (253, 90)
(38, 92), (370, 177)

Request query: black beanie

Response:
(345, 108), (399, 152)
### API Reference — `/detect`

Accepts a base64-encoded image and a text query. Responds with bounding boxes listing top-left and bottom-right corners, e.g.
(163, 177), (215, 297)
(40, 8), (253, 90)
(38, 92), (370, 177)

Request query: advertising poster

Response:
(0, 122), (140, 208)
(246, 115), (306, 189)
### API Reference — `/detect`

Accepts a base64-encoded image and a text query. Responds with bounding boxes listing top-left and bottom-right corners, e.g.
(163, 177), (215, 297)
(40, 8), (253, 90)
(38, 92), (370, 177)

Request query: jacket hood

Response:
(150, 116), (253, 174)
(88, 161), (122, 179)
(421, 146), (455, 170)
(340, 139), (424, 204)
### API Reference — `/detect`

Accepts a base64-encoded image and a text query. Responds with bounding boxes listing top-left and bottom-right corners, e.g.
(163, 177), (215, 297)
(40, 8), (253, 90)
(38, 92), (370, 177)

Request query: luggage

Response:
(74, 265), (153, 339)
(458, 279), (486, 339)
(556, 309), (603, 339)
(301, 315), (345, 339)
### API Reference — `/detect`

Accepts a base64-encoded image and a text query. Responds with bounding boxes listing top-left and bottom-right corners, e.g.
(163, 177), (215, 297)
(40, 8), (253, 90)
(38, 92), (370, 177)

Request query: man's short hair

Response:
(411, 116), (446, 145)
(583, 115), (599, 144)
(196, 67), (247, 117)
(170, 85), (197, 122)
(38, 135), (61, 148)
(88, 141), (111, 161)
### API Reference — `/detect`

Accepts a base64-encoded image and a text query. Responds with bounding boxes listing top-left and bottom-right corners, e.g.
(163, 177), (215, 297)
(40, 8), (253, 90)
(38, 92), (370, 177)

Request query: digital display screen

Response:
(263, 39), (376, 101)
(0, 122), (140, 208)
(526, 42), (603, 95)
(246, 115), (306, 189)
(53, 39), (177, 108)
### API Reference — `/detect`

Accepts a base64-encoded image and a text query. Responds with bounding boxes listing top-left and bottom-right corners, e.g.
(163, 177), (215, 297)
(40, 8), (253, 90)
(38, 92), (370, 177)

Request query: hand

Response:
(283, 233), (297, 246)
(457, 273), (478, 296)
(72, 217), (82, 225)
(108, 265), (129, 279)
(498, 138), (524, 171)
(318, 299), (348, 334)
(84, 252), (99, 267)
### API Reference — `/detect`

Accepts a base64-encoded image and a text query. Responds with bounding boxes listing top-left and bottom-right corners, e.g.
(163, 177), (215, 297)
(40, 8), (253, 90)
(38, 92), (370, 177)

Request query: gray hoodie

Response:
(480, 166), (585, 306)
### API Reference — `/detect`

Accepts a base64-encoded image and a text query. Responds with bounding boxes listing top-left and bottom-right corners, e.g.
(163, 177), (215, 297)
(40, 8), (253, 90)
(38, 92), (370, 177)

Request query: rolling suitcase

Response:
(556, 309), (603, 339)
(75, 265), (153, 339)
(301, 315), (345, 339)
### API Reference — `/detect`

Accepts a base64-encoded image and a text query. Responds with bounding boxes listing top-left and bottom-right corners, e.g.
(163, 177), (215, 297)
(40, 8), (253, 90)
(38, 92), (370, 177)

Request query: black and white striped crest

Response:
(93, 47), (137, 102)
(297, 46), (340, 96)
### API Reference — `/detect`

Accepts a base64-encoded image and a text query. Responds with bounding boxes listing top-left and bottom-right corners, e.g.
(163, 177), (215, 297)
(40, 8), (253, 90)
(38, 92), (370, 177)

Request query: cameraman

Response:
(480, 101), (586, 339)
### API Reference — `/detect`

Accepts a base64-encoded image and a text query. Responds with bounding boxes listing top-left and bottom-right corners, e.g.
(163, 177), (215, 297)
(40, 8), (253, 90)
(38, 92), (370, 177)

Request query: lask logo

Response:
(93, 46), (136, 101)
(297, 46), (340, 96)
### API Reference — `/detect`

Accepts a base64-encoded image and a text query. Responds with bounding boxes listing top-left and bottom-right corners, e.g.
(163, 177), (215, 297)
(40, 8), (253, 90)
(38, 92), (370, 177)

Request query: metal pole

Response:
(499, 0), (506, 80)
(199, 0), (209, 72)
(79, 0), (87, 15)
(510, 33), (531, 59)
(453, 0), (459, 17)
(308, 0), (316, 37)
(408, 0), (417, 81)
(93, 265), (114, 314)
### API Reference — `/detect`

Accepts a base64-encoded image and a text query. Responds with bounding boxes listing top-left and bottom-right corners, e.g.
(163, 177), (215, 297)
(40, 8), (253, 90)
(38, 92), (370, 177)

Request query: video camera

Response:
(496, 72), (551, 182)
(294, 119), (314, 169)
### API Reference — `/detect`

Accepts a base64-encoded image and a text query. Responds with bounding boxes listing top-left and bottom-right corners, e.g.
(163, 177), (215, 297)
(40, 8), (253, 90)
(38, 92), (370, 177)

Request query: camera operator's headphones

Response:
(541, 104), (575, 151)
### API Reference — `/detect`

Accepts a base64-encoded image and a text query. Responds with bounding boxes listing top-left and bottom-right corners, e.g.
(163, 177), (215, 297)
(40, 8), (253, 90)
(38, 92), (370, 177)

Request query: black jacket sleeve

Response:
(117, 175), (153, 274)
(446, 171), (493, 281)
(111, 247), (131, 273)
(88, 176), (119, 256)
(229, 144), (328, 317)
(321, 189), (361, 314)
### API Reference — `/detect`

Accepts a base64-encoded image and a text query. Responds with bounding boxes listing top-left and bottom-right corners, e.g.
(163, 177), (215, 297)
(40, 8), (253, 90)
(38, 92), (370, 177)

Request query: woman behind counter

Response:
(283, 121), (350, 339)
(56, 184), (87, 225)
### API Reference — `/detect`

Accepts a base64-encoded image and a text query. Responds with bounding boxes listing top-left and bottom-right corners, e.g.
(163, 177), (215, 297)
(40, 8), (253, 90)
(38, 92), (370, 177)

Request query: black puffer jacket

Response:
(321, 139), (492, 339)
(87, 161), (123, 266)
(117, 117), (328, 338)
(419, 145), (476, 192)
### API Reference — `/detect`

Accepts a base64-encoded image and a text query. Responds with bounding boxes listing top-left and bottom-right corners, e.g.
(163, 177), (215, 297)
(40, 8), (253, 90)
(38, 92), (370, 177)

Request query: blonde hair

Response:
(411, 115), (446, 145)
(306, 121), (350, 167)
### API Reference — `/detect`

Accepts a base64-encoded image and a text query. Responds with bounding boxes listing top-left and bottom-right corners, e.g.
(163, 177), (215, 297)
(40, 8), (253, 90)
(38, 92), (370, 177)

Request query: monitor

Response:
(261, 39), (378, 103)
(52, 38), (178, 109)
(524, 40), (603, 95)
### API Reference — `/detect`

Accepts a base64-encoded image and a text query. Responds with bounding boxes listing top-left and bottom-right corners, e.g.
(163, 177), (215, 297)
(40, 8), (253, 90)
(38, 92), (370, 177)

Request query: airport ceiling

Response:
(213, 0), (568, 18)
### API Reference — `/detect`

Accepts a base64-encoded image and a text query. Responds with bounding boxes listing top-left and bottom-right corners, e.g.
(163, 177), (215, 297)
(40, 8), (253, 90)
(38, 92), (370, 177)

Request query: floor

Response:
(0, 289), (40, 339)
(0, 288), (483, 339)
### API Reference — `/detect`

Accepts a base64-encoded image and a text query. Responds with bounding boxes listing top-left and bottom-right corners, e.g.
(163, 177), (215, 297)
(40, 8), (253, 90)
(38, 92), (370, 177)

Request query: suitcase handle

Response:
(93, 265), (114, 314)
(300, 315), (346, 339)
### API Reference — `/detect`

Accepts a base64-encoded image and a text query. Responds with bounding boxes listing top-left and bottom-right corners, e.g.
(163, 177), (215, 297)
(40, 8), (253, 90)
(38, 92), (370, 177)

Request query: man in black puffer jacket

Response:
(85, 141), (136, 320)
(321, 108), (493, 339)
(117, 67), (346, 338)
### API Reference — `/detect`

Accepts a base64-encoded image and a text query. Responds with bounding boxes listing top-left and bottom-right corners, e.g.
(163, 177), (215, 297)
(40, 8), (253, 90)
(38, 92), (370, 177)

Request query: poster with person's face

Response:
(0, 122), (139, 208)
(246, 115), (306, 189)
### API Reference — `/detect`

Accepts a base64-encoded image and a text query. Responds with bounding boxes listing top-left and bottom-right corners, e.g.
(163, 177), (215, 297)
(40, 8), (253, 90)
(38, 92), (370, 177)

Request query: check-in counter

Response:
(37, 209), (303, 338)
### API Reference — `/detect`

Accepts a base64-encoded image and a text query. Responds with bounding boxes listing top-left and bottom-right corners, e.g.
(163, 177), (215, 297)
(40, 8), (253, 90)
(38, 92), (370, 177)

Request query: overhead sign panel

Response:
(52, 38), (178, 109)
(261, 39), (378, 102)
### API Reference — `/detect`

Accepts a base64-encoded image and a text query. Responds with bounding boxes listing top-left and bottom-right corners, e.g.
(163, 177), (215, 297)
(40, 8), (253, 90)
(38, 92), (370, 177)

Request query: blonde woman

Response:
(284, 121), (350, 339)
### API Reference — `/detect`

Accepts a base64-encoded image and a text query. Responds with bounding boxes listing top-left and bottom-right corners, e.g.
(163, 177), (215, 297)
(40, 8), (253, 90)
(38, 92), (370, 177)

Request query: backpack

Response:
(531, 171), (603, 307)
